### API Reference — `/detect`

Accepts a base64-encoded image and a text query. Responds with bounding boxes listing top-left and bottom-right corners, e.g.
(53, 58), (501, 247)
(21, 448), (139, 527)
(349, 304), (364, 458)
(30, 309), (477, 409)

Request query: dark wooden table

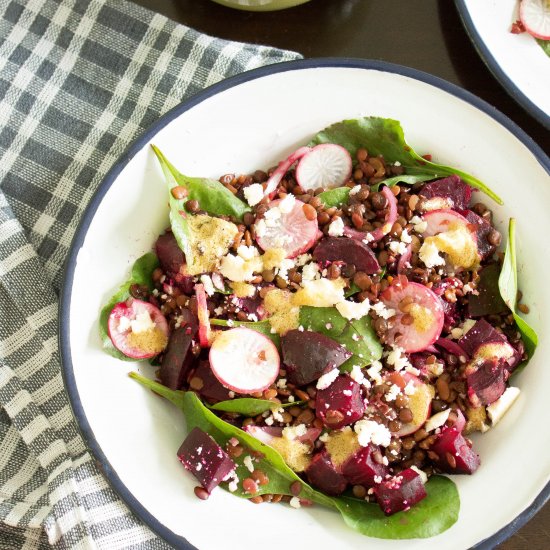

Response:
(132, 1), (549, 548)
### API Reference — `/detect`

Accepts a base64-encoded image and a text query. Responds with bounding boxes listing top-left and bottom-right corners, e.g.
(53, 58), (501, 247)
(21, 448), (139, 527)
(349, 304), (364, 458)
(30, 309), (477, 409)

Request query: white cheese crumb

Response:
(366, 360), (383, 384)
(410, 465), (428, 484)
(301, 262), (320, 281)
(487, 387), (521, 426)
(264, 416), (274, 426)
(237, 245), (258, 261)
(419, 240), (445, 268)
(130, 311), (155, 334)
(200, 274), (216, 296)
(424, 408), (451, 432)
(295, 253), (312, 267)
(371, 301), (396, 320)
(243, 183), (264, 207)
(389, 240), (408, 255)
(289, 496), (301, 509)
(243, 455), (255, 473)
(400, 228), (412, 244)
(349, 185), (361, 196)
(335, 298), (371, 320)
(255, 218), (267, 238)
(354, 419), (392, 447)
(328, 217), (345, 237)
(264, 206), (282, 227)
(277, 378), (287, 389)
(118, 316), (131, 332)
(278, 193), (296, 214)
(316, 368), (340, 390)
(404, 380), (417, 396)
(319, 432), (330, 443)
(385, 383), (401, 402)
(385, 346), (412, 371)
(349, 365), (365, 384)
(282, 424), (307, 440)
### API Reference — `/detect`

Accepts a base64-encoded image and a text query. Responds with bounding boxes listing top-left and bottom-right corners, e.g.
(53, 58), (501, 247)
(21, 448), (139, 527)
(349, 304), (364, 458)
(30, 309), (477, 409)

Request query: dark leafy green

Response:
(299, 306), (382, 370)
(318, 186), (351, 208)
(99, 253), (159, 361)
(498, 218), (538, 360)
(309, 117), (502, 204)
(208, 398), (302, 416)
(537, 39), (550, 57)
(467, 263), (507, 317)
(210, 318), (280, 346)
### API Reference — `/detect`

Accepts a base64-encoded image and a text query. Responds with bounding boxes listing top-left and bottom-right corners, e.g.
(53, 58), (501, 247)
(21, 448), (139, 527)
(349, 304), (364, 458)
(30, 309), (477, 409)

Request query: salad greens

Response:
(129, 372), (460, 539)
(99, 252), (159, 361)
(537, 39), (550, 57)
(318, 186), (351, 208)
(208, 398), (301, 416)
(310, 117), (503, 204)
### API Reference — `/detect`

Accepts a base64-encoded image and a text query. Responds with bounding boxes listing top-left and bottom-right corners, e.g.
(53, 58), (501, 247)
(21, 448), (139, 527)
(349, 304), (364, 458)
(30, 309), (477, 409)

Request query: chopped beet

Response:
(315, 375), (365, 429)
(191, 360), (232, 403)
(177, 427), (235, 493)
(305, 450), (348, 496)
(458, 319), (505, 356)
(374, 468), (427, 515)
(232, 295), (267, 320)
(431, 427), (480, 474)
(159, 327), (197, 390)
(467, 264), (508, 317)
(341, 444), (388, 487)
(155, 232), (185, 278)
(467, 358), (506, 406)
(431, 277), (463, 330)
(420, 175), (472, 210)
(460, 210), (497, 260)
(282, 330), (352, 386)
(313, 237), (380, 274)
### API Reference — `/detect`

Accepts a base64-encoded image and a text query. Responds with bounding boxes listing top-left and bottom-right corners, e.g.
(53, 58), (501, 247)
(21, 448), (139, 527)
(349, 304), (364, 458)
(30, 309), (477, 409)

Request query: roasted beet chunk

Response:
(461, 210), (497, 260)
(420, 175), (472, 210)
(313, 237), (380, 274)
(159, 327), (197, 390)
(315, 375), (365, 429)
(458, 319), (505, 356)
(431, 427), (480, 474)
(282, 330), (352, 386)
(305, 450), (348, 496)
(342, 444), (388, 487)
(177, 427), (236, 493)
(191, 360), (232, 403)
(374, 468), (427, 515)
(155, 232), (185, 278)
(467, 358), (506, 406)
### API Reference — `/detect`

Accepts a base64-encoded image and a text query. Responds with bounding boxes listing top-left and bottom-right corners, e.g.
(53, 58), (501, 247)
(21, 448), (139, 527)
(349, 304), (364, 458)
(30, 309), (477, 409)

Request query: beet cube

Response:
(431, 427), (480, 474)
(460, 209), (497, 260)
(282, 330), (352, 386)
(316, 375), (365, 429)
(467, 358), (506, 406)
(177, 427), (236, 492)
(160, 327), (197, 390)
(155, 232), (185, 278)
(192, 360), (231, 403)
(313, 237), (380, 274)
(458, 319), (505, 356)
(420, 175), (472, 210)
(341, 444), (388, 487)
(374, 468), (427, 515)
(305, 450), (348, 496)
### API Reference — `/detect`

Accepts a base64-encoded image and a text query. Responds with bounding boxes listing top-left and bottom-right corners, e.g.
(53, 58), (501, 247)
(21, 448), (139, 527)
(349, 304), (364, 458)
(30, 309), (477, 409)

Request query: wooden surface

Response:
(130, 1), (549, 548)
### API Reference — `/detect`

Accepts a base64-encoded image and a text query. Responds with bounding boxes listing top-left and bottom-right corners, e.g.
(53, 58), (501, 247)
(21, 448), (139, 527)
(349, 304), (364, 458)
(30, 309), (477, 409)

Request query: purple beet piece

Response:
(177, 427), (236, 493)
(305, 450), (348, 496)
(467, 263), (508, 317)
(457, 319), (506, 356)
(431, 427), (480, 474)
(420, 175), (472, 210)
(467, 358), (506, 406)
(341, 444), (388, 487)
(374, 468), (427, 515)
(155, 232), (185, 278)
(282, 330), (352, 386)
(231, 295), (267, 320)
(192, 360), (231, 403)
(313, 237), (380, 274)
(435, 338), (469, 361)
(159, 327), (197, 390)
(315, 375), (365, 429)
(461, 209), (497, 260)
(431, 277), (462, 330)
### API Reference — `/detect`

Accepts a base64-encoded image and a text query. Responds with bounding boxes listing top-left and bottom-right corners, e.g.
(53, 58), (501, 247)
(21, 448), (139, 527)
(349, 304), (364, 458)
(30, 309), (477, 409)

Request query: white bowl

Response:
(60, 59), (550, 550)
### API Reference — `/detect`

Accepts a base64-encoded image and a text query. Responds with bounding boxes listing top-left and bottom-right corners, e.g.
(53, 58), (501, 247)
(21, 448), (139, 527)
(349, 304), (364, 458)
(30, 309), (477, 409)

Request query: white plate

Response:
(456, 0), (550, 129)
(60, 60), (550, 550)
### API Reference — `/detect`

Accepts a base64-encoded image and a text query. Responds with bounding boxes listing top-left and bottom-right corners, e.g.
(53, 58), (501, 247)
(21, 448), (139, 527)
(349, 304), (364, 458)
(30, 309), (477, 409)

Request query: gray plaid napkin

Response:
(0, 0), (301, 547)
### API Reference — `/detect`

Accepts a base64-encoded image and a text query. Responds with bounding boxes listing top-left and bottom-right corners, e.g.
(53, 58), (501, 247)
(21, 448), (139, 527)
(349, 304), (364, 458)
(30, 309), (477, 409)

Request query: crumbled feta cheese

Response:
(289, 496), (301, 509)
(424, 408), (451, 432)
(214, 306), (224, 316)
(237, 245), (258, 261)
(335, 298), (371, 320)
(277, 378), (287, 389)
(400, 228), (412, 244)
(354, 419), (392, 447)
(316, 368), (340, 390)
(227, 471), (240, 492)
(410, 466), (428, 484)
(292, 278), (346, 307)
(349, 185), (361, 196)
(487, 387), (520, 426)
(287, 395), (295, 403)
(272, 407), (285, 422)
(389, 240), (408, 255)
(255, 218), (267, 238)
(200, 274), (216, 296)
(276, 258), (295, 281)
(301, 262), (320, 281)
(404, 380), (417, 395)
(264, 206), (282, 226)
(264, 416), (274, 426)
(371, 301), (396, 320)
(385, 383), (401, 402)
(243, 455), (255, 473)
(328, 217), (345, 237)
(419, 240), (445, 268)
(295, 253), (312, 267)
(349, 365), (365, 384)
(282, 424), (307, 440)
(278, 193), (296, 214)
(319, 432), (330, 443)
(118, 316), (131, 332)
(385, 346), (412, 371)
(366, 360), (383, 384)
(414, 220), (428, 233)
(243, 183), (264, 207)
(130, 311), (155, 334)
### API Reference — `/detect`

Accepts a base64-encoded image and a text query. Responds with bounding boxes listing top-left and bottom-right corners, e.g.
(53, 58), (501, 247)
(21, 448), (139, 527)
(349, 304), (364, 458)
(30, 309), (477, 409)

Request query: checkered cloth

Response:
(0, 1), (301, 547)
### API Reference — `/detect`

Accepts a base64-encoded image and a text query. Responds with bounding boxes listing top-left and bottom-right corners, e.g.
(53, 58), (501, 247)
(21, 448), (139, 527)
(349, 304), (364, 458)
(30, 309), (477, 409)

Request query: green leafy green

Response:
(210, 318), (280, 346)
(99, 253), (159, 361)
(309, 117), (502, 204)
(130, 372), (459, 538)
(208, 398), (301, 416)
(498, 218), (538, 360)
(299, 306), (382, 370)
(318, 186), (351, 208)
(537, 39), (550, 57)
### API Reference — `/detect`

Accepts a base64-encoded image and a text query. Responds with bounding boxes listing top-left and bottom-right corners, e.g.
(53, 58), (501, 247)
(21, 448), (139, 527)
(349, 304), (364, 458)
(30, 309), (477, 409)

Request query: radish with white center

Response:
(520, 0), (550, 39)
(380, 281), (444, 352)
(263, 146), (311, 198)
(421, 209), (471, 237)
(195, 284), (211, 347)
(108, 298), (169, 359)
(295, 144), (352, 191)
(209, 327), (280, 394)
(255, 198), (319, 258)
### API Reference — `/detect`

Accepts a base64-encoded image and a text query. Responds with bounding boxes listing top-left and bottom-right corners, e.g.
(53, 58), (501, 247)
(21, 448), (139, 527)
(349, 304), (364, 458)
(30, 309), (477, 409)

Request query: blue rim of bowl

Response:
(59, 57), (550, 550)
(454, 0), (550, 130)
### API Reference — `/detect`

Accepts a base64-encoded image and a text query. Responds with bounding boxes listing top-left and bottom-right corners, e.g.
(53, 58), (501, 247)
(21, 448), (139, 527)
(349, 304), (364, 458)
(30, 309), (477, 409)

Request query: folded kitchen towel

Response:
(0, 1), (301, 547)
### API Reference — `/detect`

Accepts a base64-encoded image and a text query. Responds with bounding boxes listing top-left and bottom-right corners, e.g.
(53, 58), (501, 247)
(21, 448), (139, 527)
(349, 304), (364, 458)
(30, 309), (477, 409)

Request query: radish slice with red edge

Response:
(380, 280), (444, 353)
(263, 146), (311, 198)
(195, 283), (211, 347)
(421, 209), (471, 237)
(209, 327), (280, 394)
(520, 0), (550, 39)
(255, 198), (320, 258)
(108, 298), (169, 359)
(295, 144), (352, 191)
(397, 243), (412, 274)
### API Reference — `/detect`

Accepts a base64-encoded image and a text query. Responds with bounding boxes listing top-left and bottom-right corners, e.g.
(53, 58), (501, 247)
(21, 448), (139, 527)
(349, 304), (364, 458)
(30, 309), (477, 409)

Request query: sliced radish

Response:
(380, 280), (444, 353)
(108, 298), (169, 359)
(520, 0), (550, 39)
(263, 146), (311, 198)
(209, 327), (280, 394)
(245, 425), (321, 446)
(295, 144), (352, 191)
(421, 209), (471, 237)
(396, 243), (412, 274)
(255, 198), (319, 258)
(195, 284), (211, 347)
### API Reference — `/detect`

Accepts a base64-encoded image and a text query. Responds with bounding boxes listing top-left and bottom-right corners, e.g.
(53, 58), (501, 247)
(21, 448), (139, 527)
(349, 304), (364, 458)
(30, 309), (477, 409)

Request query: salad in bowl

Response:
(99, 116), (537, 539)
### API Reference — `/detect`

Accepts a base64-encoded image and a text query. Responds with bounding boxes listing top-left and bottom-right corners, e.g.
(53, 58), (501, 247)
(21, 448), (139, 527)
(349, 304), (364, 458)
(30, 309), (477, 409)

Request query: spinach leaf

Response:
(498, 218), (538, 360)
(318, 186), (351, 207)
(99, 253), (159, 361)
(151, 145), (251, 221)
(210, 318), (280, 346)
(345, 282), (361, 298)
(537, 39), (550, 57)
(208, 398), (301, 416)
(309, 117), (502, 204)
(299, 306), (382, 370)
